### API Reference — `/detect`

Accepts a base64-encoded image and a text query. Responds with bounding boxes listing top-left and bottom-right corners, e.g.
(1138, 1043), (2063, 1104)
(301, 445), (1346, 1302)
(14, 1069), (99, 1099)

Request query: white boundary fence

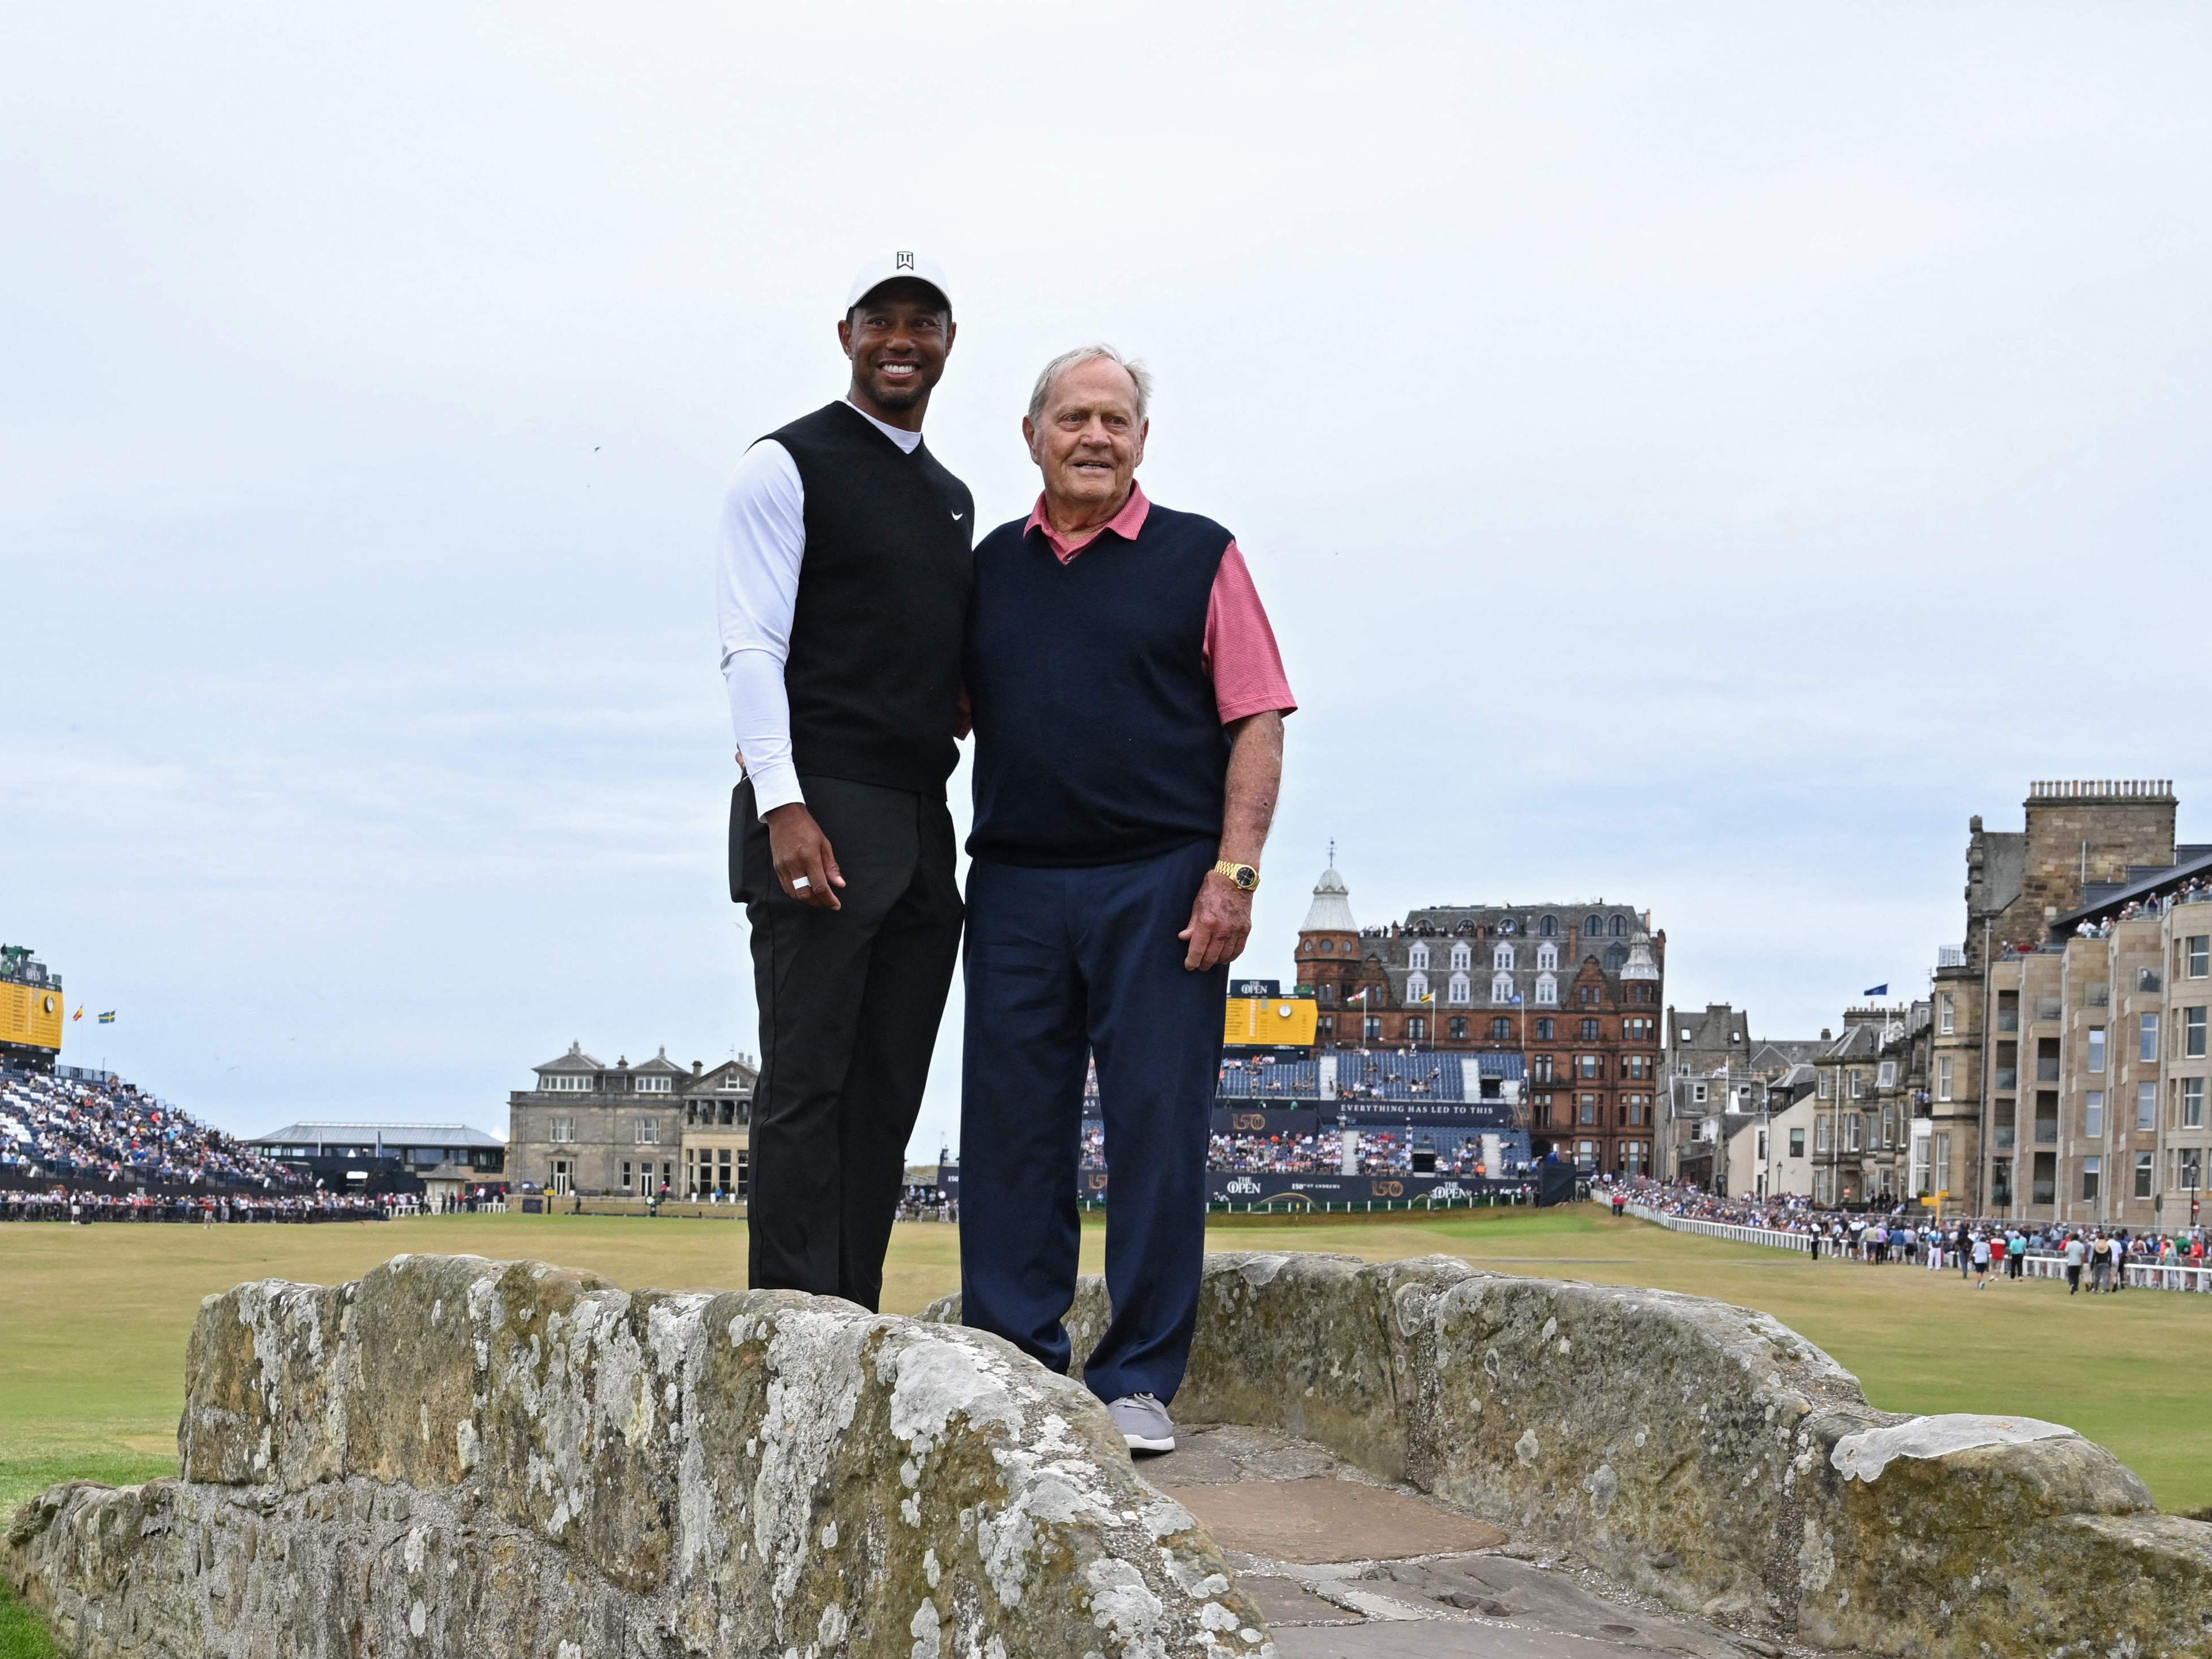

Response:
(1629, 1204), (2212, 1293)
(1626, 1204), (1813, 1253)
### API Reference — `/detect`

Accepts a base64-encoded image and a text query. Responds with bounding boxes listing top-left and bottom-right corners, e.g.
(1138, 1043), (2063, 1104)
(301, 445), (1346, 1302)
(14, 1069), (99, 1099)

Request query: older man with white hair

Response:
(958, 345), (1295, 1454)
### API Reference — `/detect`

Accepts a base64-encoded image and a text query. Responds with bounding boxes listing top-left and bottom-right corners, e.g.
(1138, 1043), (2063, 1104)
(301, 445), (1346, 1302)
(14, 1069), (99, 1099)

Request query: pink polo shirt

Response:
(1022, 484), (1297, 724)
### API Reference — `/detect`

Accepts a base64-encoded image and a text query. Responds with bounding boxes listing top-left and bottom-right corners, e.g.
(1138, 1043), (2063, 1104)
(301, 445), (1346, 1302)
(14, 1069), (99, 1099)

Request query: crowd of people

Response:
(2072, 877), (2212, 938)
(1076, 1126), (1533, 1179)
(1, 1067), (302, 1192)
(1616, 1178), (2212, 1293)
(1, 1189), (389, 1223)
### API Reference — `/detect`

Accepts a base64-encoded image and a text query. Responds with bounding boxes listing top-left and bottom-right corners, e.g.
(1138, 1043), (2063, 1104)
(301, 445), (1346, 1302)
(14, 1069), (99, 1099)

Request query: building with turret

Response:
(1291, 862), (1665, 1176)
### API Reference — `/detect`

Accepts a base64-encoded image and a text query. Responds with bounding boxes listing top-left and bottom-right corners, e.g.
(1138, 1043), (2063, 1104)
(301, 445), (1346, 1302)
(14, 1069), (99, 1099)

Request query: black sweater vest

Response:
(966, 501), (1230, 867)
(765, 403), (973, 796)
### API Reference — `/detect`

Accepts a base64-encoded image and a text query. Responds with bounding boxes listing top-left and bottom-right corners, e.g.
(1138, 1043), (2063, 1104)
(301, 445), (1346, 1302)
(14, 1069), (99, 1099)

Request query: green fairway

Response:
(5, 1204), (2211, 1523)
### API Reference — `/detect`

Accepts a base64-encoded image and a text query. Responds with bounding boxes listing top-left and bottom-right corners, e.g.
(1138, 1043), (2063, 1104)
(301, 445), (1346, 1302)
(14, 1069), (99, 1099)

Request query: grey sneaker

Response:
(1106, 1393), (1175, 1455)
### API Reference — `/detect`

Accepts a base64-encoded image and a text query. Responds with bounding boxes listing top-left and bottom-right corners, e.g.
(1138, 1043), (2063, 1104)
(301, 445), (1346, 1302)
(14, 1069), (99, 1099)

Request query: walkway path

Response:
(1142, 1424), (1860, 1658)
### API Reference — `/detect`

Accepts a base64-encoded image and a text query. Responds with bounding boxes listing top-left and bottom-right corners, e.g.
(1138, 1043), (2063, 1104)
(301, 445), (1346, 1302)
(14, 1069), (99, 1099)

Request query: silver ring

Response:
(792, 876), (811, 891)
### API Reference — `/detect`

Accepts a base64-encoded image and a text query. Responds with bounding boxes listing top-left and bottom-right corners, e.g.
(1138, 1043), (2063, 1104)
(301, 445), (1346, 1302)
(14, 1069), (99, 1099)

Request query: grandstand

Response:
(0, 1065), (303, 1194)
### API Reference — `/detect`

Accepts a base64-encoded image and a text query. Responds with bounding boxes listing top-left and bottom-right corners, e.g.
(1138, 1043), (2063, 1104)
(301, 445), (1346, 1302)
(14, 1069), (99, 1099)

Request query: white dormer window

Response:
(539, 1073), (594, 1093)
(1450, 943), (1471, 971)
(635, 1075), (672, 1094)
(1535, 973), (1558, 1006)
(1406, 972), (1430, 1003)
(1408, 943), (1430, 970)
(1492, 974), (1514, 1004)
(1493, 943), (1515, 971)
(1536, 943), (1557, 972)
(1447, 972), (1471, 1004)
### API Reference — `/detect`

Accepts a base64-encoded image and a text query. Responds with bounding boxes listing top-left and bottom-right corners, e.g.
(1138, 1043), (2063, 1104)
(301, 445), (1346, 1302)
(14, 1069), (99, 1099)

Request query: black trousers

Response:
(732, 774), (962, 1310)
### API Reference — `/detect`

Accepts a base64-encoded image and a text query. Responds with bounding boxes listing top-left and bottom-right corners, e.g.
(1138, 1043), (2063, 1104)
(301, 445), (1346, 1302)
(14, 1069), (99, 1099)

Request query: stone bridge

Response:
(10, 1250), (2212, 1657)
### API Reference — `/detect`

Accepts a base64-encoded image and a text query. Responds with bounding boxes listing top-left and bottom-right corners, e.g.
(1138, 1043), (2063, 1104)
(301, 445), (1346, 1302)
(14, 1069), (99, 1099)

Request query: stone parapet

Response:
(929, 1253), (2212, 1657)
(6, 1254), (1273, 1658)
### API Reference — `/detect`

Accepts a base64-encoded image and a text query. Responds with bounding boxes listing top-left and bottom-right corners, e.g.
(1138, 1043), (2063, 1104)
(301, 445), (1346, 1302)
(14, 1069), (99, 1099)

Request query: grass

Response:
(6, 1202), (2212, 1530)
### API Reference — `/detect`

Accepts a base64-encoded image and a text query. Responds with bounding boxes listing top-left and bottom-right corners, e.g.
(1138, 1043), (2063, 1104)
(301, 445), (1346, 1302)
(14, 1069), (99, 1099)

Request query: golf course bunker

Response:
(2, 1254), (1272, 1657)
(929, 1252), (2212, 1658)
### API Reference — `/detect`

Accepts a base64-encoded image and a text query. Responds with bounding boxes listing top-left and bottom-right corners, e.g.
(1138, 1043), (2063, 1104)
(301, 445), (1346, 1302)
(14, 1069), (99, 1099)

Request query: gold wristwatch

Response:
(1213, 861), (1260, 892)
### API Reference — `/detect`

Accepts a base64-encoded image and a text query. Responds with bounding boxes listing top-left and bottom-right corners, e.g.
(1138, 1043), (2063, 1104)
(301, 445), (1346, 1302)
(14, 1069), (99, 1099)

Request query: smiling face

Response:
(838, 279), (954, 428)
(1024, 355), (1147, 519)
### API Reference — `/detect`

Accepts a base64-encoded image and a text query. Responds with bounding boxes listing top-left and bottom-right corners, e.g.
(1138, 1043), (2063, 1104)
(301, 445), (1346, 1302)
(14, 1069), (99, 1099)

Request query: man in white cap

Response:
(717, 251), (971, 1309)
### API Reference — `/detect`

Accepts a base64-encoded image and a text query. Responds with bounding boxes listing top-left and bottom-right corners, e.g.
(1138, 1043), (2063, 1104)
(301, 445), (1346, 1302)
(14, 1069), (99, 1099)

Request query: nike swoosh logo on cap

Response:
(952, 512), (965, 520)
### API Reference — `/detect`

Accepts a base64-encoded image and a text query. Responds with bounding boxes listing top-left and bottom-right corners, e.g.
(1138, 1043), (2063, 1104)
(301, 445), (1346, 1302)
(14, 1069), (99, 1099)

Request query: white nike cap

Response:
(845, 249), (954, 318)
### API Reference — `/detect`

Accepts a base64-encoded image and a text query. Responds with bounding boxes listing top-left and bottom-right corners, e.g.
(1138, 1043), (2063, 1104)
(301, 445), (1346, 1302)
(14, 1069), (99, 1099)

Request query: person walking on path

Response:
(958, 344), (1295, 1456)
(1971, 1230), (1992, 1287)
(719, 252), (973, 1312)
(2065, 1230), (2087, 1294)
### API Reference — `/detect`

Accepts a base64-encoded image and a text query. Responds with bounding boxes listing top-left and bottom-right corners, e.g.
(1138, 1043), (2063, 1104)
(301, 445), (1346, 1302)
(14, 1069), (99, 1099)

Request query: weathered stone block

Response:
(9, 1256), (1275, 1658)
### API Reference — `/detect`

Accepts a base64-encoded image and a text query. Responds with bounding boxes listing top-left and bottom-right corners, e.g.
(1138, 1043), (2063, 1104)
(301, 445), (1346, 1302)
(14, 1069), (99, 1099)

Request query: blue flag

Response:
(1864, 983), (1889, 997)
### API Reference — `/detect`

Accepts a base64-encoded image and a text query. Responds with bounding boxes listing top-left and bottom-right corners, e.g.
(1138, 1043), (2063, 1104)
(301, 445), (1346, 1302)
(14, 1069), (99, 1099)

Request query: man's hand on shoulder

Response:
(1179, 870), (1251, 971)
(764, 803), (844, 909)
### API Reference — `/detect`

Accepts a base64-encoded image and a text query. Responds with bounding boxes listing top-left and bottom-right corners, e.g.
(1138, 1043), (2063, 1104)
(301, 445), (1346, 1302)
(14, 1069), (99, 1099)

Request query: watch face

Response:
(1235, 866), (1258, 890)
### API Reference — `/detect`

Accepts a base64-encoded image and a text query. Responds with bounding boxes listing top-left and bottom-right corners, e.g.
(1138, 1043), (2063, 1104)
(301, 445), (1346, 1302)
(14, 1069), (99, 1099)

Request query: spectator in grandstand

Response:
(718, 253), (971, 1315)
(959, 343), (1295, 1457)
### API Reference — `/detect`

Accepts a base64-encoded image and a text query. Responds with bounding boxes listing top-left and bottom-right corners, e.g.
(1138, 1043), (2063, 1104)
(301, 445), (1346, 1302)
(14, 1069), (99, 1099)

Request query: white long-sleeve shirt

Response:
(716, 399), (923, 818)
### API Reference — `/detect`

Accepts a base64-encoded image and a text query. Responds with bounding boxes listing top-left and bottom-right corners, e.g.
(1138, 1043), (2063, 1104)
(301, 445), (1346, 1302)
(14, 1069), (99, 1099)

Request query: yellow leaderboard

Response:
(1222, 993), (1317, 1048)
(2, 980), (65, 1056)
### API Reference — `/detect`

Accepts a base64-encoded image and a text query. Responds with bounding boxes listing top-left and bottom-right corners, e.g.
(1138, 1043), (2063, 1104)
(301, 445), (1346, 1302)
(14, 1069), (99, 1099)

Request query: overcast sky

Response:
(6, 4), (2209, 1157)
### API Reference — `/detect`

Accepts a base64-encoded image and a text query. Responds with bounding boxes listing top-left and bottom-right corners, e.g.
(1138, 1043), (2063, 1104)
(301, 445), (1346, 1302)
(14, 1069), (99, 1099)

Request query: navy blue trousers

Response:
(958, 839), (1226, 1405)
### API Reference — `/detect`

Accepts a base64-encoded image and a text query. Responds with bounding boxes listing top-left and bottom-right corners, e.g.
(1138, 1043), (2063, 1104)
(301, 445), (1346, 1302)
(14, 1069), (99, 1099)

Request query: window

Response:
(1450, 943), (1471, 971)
(1584, 914), (1603, 936)
(1579, 1018), (1600, 1041)
(1533, 1056), (1556, 1082)
(540, 1073), (594, 1093)
(635, 1118), (660, 1144)
(2085, 1091), (2104, 1136)
(1818, 1070), (1832, 1100)
(1578, 1095), (1598, 1124)
(1447, 972), (1471, 1004)
(2082, 1157), (2101, 1201)
(1319, 938), (1334, 952)
(1534, 974), (1557, 1006)
(1405, 972), (1430, 1003)
(550, 1116), (576, 1143)
(1493, 943), (1514, 971)
(1877, 1060), (1898, 1089)
(1408, 943), (1430, 970)
(1317, 1015), (1335, 1036)
(548, 1159), (573, 1197)
(1881, 1108), (1895, 1147)
(1846, 1115), (1862, 1152)
(2189, 937), (2210, 979)
(1816, 1116), (1832, 1153)
(1489, 1016), (1512, 1040)
(1539, 915), (1558, 937)
(2188, 1007), (2207, 1058)
(1581, 985), (1597, 1005)
(1692, 1081), (1708, 1103)
(1603, 943), (1629, 972)
(1536, 943), (1558, 972)
(2141, 1013), (2161, 1064)
(1849, 1070), (1865, 1099)
(634, 1074), (673, 1094)
(1319, 984), (1335, 1003)
(1939, 993), (1955, 1034)
(2185, 1149), (2205, 1191)
(1492, 975), (1514, 1003)
(2139, 1082), (2157, 1131)
(2136, 1151), (2154, 1199)
(2088, 1028), (2106, 1074)
(1626, 1055), (1652, 1079)
(1611, 915), (1628, 937)
(1448, 1017), (1467, 1040)
(1789, 1127), (1805, 1157)
(1936, 1057), (1953, 1102)
(620, 1160), (633, 1190)
(1535, 1018), (1554, 1040)
(2185, 1078), (2206, 1129)
(1407, 1016), (1426, 1041)
(1989, 1157), (2011, 1206)
(1578, 1054), (1602, 1079)
(1364, 1016), (1381, 1041)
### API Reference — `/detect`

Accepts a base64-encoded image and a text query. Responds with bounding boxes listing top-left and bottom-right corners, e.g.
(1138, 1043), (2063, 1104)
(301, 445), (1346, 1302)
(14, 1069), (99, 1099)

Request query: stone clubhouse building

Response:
(507, 1043), (757, 1200)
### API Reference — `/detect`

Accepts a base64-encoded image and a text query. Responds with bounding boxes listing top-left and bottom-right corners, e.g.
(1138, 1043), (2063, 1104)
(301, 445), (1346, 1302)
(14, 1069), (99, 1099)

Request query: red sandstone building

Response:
(1292, 864), (1666, 1175)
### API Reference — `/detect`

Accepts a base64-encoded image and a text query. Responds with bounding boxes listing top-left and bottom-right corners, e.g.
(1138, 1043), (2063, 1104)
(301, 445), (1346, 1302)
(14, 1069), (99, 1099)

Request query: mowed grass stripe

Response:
(4, 1205), (2209, 1516)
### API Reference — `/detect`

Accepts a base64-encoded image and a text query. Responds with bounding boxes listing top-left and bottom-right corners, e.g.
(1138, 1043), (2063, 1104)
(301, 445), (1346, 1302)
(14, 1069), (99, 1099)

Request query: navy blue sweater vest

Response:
(766, 403), (973, 796)
(966, 501), (1231, 867)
